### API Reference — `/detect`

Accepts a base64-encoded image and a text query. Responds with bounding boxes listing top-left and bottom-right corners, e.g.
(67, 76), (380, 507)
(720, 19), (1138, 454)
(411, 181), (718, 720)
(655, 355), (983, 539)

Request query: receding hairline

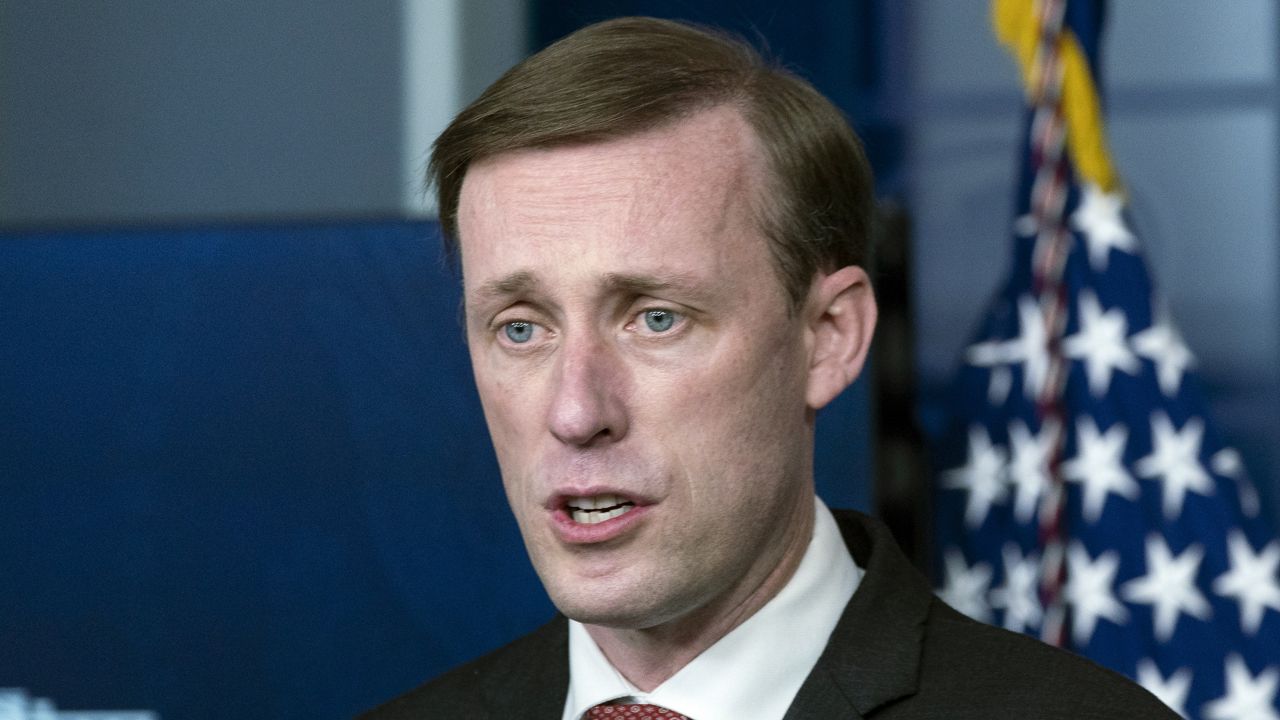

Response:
(454, 103), (778, 280)
(431, 18), (775, 235)
(431, 15), (876, 310)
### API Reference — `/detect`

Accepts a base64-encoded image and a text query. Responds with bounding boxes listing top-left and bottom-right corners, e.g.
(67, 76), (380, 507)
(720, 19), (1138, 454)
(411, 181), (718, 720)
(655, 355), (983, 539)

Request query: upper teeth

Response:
(567, 494), (635, 524)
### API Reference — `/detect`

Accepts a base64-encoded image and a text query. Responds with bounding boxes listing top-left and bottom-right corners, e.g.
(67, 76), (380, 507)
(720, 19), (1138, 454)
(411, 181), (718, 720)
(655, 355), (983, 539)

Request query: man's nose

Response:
(547, 332), (629, 447)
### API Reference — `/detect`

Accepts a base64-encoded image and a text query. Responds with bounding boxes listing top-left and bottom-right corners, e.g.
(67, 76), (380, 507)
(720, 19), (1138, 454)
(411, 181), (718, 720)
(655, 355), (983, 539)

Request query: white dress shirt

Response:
(562, 496), (861, 720)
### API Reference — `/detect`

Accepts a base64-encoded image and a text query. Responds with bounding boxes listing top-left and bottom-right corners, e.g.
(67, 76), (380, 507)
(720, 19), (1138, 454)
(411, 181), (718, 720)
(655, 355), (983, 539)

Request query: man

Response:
(363, 17), (1177, 720)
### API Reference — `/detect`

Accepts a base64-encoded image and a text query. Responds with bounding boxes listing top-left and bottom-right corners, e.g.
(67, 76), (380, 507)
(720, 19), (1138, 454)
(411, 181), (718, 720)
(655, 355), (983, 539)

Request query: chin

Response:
(544, 576), (687, 630)
(555, 601), (667, 630)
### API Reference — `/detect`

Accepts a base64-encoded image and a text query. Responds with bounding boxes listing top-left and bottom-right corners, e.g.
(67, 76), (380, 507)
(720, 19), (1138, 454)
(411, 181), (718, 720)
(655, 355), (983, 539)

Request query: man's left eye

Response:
(639, 309), (681, 333)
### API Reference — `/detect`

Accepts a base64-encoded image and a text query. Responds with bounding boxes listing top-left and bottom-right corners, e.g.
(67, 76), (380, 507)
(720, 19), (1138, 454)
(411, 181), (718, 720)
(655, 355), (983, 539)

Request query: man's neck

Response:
(582, 501), (815, 691)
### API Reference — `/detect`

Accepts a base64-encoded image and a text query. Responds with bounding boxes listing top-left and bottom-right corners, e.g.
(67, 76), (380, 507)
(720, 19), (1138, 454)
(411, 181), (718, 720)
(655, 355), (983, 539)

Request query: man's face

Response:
(457, 106), (820, 630)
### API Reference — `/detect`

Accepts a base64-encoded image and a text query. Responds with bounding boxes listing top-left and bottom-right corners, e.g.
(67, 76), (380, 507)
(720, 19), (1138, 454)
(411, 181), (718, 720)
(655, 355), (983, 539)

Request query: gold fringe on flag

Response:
(992, 0), (1121, 194)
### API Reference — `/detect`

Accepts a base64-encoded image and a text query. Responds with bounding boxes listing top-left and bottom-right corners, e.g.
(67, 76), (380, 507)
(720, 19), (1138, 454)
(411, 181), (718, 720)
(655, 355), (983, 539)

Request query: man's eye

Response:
(640, 309), (681, 333)
(503, 321), (535, 344)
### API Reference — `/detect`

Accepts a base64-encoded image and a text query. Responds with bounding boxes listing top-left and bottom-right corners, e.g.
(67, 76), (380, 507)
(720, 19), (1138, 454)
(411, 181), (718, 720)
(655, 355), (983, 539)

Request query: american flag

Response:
(931, 2), (1280, 718)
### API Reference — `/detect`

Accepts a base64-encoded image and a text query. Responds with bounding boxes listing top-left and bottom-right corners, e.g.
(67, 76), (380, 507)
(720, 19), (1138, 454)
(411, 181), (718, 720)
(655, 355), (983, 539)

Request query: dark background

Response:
(0, 223), (870, 718)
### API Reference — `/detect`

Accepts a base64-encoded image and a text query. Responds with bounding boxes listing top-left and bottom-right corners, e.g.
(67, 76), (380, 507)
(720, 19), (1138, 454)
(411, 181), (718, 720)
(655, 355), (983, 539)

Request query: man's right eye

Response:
(503, 321), (535, 344)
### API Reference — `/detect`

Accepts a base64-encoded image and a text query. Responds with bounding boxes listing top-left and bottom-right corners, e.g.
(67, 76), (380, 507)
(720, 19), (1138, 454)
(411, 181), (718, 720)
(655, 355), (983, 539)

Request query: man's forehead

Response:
(457, 106), (764, 222)
(482, 104), (757, 168)
(458, 109), (757, 252)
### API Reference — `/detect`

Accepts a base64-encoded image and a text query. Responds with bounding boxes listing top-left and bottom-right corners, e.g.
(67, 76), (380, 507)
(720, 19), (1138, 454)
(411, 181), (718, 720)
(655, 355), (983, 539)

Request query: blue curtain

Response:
(2, 218), (870, 717)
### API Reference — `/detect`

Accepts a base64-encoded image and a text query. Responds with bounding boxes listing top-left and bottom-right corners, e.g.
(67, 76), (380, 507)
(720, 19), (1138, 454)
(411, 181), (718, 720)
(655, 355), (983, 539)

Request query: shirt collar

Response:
(562, 496), (861, 720)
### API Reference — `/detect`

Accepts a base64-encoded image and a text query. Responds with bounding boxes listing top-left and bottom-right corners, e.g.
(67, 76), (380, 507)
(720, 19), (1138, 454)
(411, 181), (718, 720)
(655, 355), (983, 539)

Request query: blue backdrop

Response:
(0, 220), (870, 718)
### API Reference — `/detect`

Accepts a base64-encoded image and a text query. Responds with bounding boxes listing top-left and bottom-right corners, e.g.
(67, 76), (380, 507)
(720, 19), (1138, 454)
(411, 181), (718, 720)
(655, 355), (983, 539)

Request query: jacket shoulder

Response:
(825, 510), (1175, 719)
(358, 616), (569, 719)
(911, 600), (1179, 719)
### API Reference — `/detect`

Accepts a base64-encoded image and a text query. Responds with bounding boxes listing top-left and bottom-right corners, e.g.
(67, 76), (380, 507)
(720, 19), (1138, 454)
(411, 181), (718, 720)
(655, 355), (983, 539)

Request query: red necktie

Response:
(586, 703), (690, 719)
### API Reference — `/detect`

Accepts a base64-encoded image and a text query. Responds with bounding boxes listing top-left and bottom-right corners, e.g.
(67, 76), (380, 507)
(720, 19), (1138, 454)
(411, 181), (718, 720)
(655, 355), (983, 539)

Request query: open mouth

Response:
(565, 494), (636, 525)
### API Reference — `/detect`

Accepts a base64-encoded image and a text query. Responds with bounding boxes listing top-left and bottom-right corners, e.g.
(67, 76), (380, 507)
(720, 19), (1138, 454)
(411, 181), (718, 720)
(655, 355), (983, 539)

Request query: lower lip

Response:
(551, 504), (650, 544)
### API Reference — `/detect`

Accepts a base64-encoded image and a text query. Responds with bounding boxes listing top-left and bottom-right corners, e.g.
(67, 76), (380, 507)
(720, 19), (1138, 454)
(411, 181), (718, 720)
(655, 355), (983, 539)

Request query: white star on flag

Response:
(988, 366), (1013, 406)
(1062, 416), (1138, 523)
(1007, 418), (1058, 523)
(1136, 658), (1193, 719)
(1135, 412), (1214, 520)
(1132, 308), (1196, 397)
(943, 426), (1008, 529)
(1063, 542), (1129, 646)
(1212, 531), (1280, 635)
(966, 337), (1016, 405)
(1202, 654), (1280, 720)
(1213, 448), (1263, 519)
(1063, 290), (1141, 396)
(1070, 183), (1137, 272)
(938, 549), (994, 623)
(989, 543), (1042, 633)
(1010, 295), (1051, 401)
(1121, 535), (1212, 642)
(966, 295), (1051, 403)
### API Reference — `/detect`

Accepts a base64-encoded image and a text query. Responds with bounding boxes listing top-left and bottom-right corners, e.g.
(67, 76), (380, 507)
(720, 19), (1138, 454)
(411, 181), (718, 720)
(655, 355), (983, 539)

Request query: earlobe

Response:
(804, 266), (877, 410)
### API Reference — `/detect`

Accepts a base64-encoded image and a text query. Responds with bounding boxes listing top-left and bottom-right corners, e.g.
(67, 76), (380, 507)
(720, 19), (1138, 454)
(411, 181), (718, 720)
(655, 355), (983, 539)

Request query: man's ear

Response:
(804, 265), (877, 410)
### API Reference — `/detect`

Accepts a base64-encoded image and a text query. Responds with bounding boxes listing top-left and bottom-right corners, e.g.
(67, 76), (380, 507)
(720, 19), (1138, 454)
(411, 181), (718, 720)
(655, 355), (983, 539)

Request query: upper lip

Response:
(545, 487), (654, 511)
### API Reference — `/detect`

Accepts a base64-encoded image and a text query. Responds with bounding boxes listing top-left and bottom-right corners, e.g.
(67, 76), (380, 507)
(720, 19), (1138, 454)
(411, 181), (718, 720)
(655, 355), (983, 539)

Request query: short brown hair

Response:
(429, 16), (874, 308)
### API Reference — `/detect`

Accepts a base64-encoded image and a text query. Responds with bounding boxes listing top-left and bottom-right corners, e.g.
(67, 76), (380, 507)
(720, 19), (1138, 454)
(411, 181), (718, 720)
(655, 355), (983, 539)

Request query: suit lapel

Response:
(785, 511), (932, 719)
(477, 616), (571, 718)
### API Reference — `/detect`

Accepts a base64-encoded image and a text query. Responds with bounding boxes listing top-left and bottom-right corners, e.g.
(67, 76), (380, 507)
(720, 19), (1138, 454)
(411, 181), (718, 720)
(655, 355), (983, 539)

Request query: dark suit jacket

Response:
(361, 510), (1178, 719)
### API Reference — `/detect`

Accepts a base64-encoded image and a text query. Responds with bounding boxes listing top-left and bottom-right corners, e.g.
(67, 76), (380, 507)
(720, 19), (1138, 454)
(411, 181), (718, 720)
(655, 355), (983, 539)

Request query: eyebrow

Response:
(471, 271), (540, 304)
(600, 271), (711, 300)
(474, 270), (709, 301)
